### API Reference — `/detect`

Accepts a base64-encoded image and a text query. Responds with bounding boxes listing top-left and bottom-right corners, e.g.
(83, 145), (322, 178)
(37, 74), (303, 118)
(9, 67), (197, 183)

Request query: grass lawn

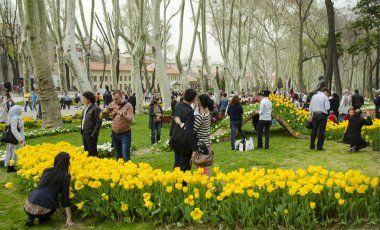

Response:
(1, 114), (379, 229)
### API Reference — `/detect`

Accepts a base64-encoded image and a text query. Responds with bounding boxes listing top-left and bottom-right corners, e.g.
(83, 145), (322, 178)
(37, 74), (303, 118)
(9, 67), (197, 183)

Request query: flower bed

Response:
(15, 142), (379, 228)
(270, 95), (380, 150)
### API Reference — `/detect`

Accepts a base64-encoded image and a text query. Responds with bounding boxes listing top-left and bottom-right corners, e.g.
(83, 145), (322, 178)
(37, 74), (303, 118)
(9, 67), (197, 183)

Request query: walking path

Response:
(7, 92), (83, 118)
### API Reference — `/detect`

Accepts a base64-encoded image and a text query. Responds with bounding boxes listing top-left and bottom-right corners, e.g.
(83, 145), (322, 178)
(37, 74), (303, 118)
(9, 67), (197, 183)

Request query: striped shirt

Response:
(194, 112), (211, 146)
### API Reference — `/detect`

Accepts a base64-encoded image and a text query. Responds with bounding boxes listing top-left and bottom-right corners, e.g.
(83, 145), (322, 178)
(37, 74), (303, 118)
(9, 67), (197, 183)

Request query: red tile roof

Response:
(90, 62), (180, 74)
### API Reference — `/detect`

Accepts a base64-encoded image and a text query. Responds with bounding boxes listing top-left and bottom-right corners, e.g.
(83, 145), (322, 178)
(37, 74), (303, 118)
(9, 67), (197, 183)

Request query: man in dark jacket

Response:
(81, 91), (102, 157)
(170, 88), (197, 172)
(351, 89), (364, 110)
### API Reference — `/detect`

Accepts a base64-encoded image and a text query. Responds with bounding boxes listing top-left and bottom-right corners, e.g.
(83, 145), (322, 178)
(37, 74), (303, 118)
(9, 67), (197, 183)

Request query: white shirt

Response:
(259, 97), (272, 121)
(309, 92), (330, 115)
(81, 105), (90, 130)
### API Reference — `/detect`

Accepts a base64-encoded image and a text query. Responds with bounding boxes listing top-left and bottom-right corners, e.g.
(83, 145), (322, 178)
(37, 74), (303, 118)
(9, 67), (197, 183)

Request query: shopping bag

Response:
(246, 138), (254, 151)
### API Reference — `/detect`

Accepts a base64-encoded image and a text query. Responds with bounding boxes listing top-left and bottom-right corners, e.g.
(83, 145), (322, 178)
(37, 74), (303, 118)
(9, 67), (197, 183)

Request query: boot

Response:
(25, 216), (34, 227)
(7, 166), (17, 173)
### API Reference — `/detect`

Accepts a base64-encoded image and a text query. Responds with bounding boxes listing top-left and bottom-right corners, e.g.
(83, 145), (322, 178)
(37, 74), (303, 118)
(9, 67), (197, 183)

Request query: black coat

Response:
(129, 95), (136, 107)
(81, 104), (102, 137)
(171, 101), (197, 152)
(343, 116), (372, 145)
(329, 98), (339, 117)
(351, 94), (364, 109)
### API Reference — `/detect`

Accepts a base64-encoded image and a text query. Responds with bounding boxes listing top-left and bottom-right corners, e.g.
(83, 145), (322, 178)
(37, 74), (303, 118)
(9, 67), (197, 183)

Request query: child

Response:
(343, 109), (373, 152)
(343, 108), (355, 121)
(328, 110), (338, 123)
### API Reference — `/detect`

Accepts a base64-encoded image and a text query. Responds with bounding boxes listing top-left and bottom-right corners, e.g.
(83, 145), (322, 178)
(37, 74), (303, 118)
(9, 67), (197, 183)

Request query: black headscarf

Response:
(38, 152), (70, 188)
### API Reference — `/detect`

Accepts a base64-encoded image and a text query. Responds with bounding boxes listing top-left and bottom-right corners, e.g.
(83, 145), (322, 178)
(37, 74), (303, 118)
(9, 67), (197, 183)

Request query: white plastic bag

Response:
(238, 138), (254, 152)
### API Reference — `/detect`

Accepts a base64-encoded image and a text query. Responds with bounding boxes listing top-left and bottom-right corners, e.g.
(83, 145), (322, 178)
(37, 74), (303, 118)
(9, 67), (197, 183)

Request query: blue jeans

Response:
(151, 122), (162, 144)
(230, 120), (246, 150)
(112, 131), (131, 162)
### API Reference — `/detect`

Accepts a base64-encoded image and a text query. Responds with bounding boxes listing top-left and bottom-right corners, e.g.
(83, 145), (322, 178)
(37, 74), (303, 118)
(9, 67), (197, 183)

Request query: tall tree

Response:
(147, 0), (172, 107)
(46, 0), (67, 91)
(17, 0), (32, 92)
(295, 0), (314, 93)
(324, 0), (342, 96)
(175, 0), (199, 90)
(0, 0), (21, 86)
(64, 0), (92, 92)
(24, 0), (63, 128)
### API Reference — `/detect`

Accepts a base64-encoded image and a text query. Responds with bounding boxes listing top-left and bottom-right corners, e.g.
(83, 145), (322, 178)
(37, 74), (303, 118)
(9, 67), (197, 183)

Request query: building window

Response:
(125, 76), (127, 81)
(129, 83), (131, 88)
(94, 85), (97, 90)
(129, 76), (131, 81)
(105, 76), (108, 81)
(93, 76), (97, 82)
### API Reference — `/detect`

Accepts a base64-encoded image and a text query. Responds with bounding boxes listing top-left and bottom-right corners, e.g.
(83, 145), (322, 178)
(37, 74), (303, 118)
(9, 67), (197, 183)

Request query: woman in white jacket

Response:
(4, 105), (25, 172)
(338, 89), (351, 122)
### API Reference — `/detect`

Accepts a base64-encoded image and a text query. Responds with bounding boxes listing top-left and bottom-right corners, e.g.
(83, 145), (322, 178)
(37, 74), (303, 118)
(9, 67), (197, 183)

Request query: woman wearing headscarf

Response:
(338, 89), (351, 122)
(0, 96), (8, 123)
(24, 152), (74, 227)
(4, 105), (24, 172)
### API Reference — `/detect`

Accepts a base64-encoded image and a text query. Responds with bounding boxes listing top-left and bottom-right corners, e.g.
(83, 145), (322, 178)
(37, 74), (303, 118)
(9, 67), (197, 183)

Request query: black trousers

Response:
(310, 113), (327, 149)
(83, 134), (98, 157)
(257, 120), (271, 148)
(350, 137), (368, 151)
(174, 149), (192, 172)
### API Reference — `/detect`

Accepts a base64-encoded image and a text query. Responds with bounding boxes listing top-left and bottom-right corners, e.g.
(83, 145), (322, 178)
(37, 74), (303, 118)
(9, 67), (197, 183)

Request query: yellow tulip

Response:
(190, 208), (203, 221)
(74, 181), (85, 190)
(284, 209), (288, 214)
(9, 160), (15, 166)
(76, 201), (84, 210)
(338, 199), (345, 205)
(334, 192), (341, 200)
(310, 202), (316, 209)
(101, 193), (109, 201)
(4, 182), (13, 189)
(165, 186), (173, 193)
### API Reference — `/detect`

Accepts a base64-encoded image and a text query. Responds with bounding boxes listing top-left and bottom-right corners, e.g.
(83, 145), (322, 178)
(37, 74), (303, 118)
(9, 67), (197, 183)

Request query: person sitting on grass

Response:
(343, 109), (373, 152)
(23, 152), (74, 227)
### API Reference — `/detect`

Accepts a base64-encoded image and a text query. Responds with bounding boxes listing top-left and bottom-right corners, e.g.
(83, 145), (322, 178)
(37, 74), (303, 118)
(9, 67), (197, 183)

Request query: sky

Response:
(81, 0), (358, 64)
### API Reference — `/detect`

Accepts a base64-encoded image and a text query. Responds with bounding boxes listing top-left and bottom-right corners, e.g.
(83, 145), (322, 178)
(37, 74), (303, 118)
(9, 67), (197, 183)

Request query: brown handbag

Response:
(191, 144), (214, 167)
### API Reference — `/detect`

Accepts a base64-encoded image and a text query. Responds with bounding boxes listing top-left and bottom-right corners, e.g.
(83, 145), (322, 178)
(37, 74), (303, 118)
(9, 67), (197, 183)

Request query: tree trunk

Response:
(363, 54), (367, 95)
(348, 55), (355, 91)
(297, 19), (306, 93)
(57, 47), (67, 91)
(64, 0), (92, 92)
(111, 0), (120, 90)
(324, 0), (337, 93)
(376, 26), (380, 89)
(147, 0), (171, 107)
(333, 46), (342, 97)
(24, 0), (63, 128)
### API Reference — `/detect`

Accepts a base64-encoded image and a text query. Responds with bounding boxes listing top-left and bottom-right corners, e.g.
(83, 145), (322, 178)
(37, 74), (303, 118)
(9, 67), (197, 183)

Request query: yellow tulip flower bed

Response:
(270, 95), (380, 150)
(15, 142), (379, 228)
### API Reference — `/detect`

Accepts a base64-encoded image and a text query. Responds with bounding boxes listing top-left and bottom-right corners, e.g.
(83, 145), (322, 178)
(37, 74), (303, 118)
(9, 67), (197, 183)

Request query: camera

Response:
(105, 107), (113, 112)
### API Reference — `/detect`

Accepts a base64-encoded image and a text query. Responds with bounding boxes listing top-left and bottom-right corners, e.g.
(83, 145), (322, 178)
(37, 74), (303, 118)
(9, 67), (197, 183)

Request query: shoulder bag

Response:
(1, 124), (20, 145)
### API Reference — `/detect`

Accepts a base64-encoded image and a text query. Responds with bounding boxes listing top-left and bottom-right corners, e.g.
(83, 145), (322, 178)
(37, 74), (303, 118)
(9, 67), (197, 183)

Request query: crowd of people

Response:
(1, 82), (378, 227)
